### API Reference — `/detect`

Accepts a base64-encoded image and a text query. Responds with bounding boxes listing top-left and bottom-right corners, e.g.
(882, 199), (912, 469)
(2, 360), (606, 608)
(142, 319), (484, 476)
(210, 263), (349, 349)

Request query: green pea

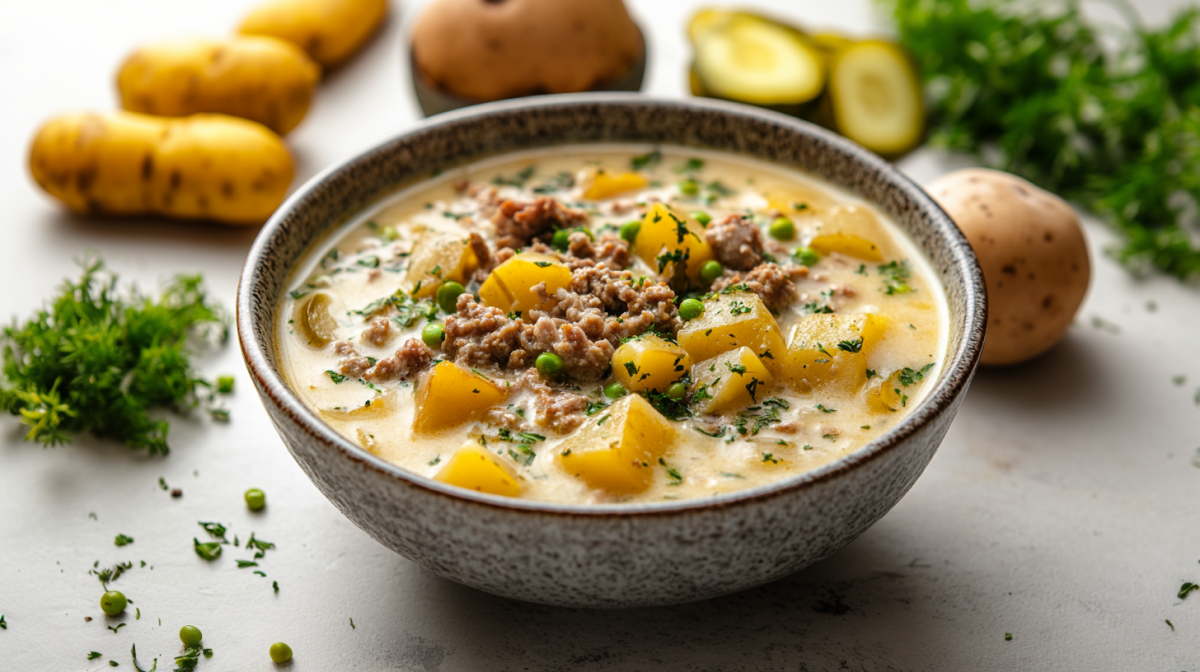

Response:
(619, 220), (641, 243)
(678, 179), (700, 196)
(793, 246), (820, 267)
(667, 383), (687, 400)
(678, 298), (704, 322)
(179, 625), (203, 647)
(769, 216), (796, 241)
(422, 323), (445, 349)
(244, 488), (266, 512)
(536, 352), (565, 377)
(603, 382), (627, 400)
(436, 281), (466, 314)
(699, 260), (724, 285)
(551, 228), (570, 251)
(100, 591), (126, 616)
(269, 642), (293, 664)
(691, 211), (712, 227)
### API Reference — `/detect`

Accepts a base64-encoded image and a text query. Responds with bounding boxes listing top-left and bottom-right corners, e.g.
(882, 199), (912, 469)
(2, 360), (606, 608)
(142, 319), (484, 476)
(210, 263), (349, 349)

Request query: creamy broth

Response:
(277, 146), (948, 504)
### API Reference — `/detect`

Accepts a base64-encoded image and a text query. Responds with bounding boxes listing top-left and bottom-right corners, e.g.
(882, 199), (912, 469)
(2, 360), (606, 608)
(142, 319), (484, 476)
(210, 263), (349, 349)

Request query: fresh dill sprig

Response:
(888, 0), (1200, 280)
(0, 255), (228, 454)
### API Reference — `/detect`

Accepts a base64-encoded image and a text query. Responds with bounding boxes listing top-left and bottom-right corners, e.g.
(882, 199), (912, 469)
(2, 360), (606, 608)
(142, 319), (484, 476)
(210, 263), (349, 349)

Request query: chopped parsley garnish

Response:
(1004, 633), (1012, 642)
(656, 248), (689, 274)
(114, 534), (134, 547)
(837, 338), (864, 353)
(326, 370), (348, 384)
(640, 387), (691, 421)
(356, 255), (380, 268)
(90, 561), (133, 588)
(90, 652), (102, 660)
(428, 455), (441, 466)
(676, 158), (705, 173)
(0, 256), (228, 454)
(1166, 619), (1175, 631)
(236, 560), (258, 568)
(532, 171), (575, 194)
(130, 644), (156, 672)
(899, 363), (936, 386)
(172, 643), (213, 670)
(726, 362), (748, 375)
(193, 538), (222, 561)
(623, 361), (639, 377)
(816, 404), (837, 413)
(694, 426), (726, 438)
(762, 452), (779, 464)
(866, 369), (878, 379)
(877, 260), (914, 295)
(803, 301), (834, 315)
(734, 398), (789, 436)
(1179, 582), (1199, 600)
(596, 414), (611, 426)
(728, 300), (752, 315)
(245, 533), (275, 560)
(198, 521), (229, 542)
(273, 581), (279, 593)
(584, 400), (608, 416)
(631, 149), (662, 171)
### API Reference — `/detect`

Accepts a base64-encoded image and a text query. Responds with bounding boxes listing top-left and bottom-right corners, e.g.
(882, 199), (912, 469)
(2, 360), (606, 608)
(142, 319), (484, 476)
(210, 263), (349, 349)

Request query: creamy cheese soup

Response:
(277, 146), (948, 504)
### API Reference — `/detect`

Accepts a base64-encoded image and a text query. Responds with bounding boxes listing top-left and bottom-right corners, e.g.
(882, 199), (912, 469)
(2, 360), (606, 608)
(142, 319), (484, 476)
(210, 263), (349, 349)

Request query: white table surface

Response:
(2, 0), (1198, 669)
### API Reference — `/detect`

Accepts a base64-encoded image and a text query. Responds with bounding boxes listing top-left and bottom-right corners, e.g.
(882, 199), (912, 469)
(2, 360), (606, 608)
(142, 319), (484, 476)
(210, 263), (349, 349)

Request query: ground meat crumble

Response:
(713, 262), (808, 311)
(492, 197), (588, 250)
(705, 214), (764, 271)
(335, 339), (433, 382)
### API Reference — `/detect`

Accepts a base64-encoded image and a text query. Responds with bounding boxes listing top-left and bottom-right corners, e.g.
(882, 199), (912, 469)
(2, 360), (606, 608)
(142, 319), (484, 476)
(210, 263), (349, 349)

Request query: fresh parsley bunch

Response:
(0, 255), (228, 454)
(889, 0), (1200, 279)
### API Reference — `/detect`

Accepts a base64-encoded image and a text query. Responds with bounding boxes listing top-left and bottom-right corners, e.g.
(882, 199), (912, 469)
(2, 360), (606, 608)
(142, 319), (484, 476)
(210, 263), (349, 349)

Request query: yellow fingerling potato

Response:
(435, 442), (521, 497)
(479, 253), (571, 314)
(117, 37), (319, 135)
(584, 171), (647, 200)
(632, 203), (715, 285)
(786, 313), (887, 393)
(612, 334), (691, 393)
(558, 394), (677, 494)
(405, 234), (478, 299)
(690, 347), (773, 415)
(676, 291), (786, 375)
(28, 112), (293, 226)
(413, 361), (507, 433)
(238, 0), (389, 69)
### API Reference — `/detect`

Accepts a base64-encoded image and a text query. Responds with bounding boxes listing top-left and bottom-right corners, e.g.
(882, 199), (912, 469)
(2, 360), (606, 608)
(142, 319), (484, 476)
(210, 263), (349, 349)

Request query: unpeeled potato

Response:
(238, 0), (388, 69)
(928, 168), (1090, 366)
(28, 111), (293, 226)
(117, 36), (320, 135)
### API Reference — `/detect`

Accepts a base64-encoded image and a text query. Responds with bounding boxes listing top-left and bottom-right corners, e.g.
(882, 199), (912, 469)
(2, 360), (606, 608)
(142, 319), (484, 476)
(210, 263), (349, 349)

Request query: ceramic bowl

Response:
(237, 94), (986, 608)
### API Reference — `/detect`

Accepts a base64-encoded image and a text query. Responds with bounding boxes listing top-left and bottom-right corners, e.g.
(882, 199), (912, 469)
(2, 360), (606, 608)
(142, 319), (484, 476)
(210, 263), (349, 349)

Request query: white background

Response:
(1, 0), (1198, 669)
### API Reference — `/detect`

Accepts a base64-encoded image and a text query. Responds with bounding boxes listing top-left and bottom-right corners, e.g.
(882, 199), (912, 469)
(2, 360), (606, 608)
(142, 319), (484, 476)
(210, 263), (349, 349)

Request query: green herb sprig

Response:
(889, 0), (1200, 279)
(0, 256), (228, 454)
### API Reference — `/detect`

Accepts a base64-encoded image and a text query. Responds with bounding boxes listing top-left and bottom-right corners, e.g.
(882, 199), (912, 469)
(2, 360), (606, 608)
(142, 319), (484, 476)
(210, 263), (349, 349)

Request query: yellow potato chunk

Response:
(868, 364), (933, 413)
(584, 171), (647, 200)
(631, 203), (715, 284)
(785, 313), (887, 393)
(558, 395), (677, 494)
(413, 362), (507, 433)
(405, 234), (478, 299)
(676, 291), (786, 374)
(320, 390), (395, 420)
(479, 252), (572, 314)
(689, 347), (774, 415)
(612, 335), (691, 393)
(809, 233), (883, 262)
(434, 442), (521, 497)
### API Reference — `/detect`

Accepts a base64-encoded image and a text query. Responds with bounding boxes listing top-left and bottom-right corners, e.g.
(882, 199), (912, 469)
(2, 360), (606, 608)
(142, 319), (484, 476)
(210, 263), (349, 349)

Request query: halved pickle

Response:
(826, 40), (924, 157)
(293, 292), (339, 348)
(693, 13), (825, 106)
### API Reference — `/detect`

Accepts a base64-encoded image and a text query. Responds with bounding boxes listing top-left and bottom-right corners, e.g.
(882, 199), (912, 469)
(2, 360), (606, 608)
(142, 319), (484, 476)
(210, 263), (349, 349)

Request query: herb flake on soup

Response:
(277, 146), (948, 504)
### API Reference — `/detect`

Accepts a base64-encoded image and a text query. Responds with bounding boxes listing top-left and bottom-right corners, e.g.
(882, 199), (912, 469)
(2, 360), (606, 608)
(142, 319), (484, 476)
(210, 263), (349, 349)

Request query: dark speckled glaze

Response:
(237, 94), (987, 608)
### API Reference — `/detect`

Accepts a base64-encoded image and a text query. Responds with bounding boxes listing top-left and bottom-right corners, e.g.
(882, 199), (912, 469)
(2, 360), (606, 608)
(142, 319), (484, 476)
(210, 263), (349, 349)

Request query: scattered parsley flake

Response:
(114, 534), (134, 547)
(193, 538), (222, 561)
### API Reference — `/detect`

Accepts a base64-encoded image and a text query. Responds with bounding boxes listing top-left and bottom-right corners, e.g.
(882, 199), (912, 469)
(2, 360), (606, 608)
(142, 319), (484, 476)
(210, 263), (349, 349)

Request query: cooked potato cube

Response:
(405, 234), (478, 299)
(785, 313), (886, 393)
(434, 442), (521, 497)
(413, 361), (507, 433)
(676, 290), (786, 374)
(809, 232), (883, 262)
(868, 365), (933, 413)
(479, 252), (572, 314)
(612, 334), (691, 393)
(689, 347), (774, 415)
(631, 203), (715, 284)
(558, 394), (677, 494)
(584, 171), (647, 200)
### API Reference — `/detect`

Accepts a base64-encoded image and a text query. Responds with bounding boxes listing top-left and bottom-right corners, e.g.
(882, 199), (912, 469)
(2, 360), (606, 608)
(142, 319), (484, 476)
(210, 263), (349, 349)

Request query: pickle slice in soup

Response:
(294, 292), (339, 348)
(824, 40), (925, 157)
(693, 13), (825, 106)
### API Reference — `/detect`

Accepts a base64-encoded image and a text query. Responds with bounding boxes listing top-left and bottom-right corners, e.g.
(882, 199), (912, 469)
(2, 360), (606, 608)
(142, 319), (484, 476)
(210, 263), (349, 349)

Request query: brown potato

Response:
(29, 111), (293, 226)
(117, 37), (320, 135)
(928, 168), (1090, 366)
(412, 0), (642, 102)
(238, 0), (388, 69)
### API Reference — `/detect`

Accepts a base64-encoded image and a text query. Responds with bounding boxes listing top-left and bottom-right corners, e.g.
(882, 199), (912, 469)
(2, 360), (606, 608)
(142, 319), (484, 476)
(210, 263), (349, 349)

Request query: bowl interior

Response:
(237, 93), (986, 514)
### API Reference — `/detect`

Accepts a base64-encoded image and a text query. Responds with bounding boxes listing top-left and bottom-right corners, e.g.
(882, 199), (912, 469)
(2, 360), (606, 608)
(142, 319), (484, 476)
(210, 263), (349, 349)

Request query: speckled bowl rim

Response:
(238, 93), (986, 518)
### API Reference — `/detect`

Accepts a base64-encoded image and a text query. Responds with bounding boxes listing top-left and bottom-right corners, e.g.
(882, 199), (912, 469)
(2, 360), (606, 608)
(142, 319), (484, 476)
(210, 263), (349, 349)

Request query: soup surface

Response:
(277, 146), (947, 504)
